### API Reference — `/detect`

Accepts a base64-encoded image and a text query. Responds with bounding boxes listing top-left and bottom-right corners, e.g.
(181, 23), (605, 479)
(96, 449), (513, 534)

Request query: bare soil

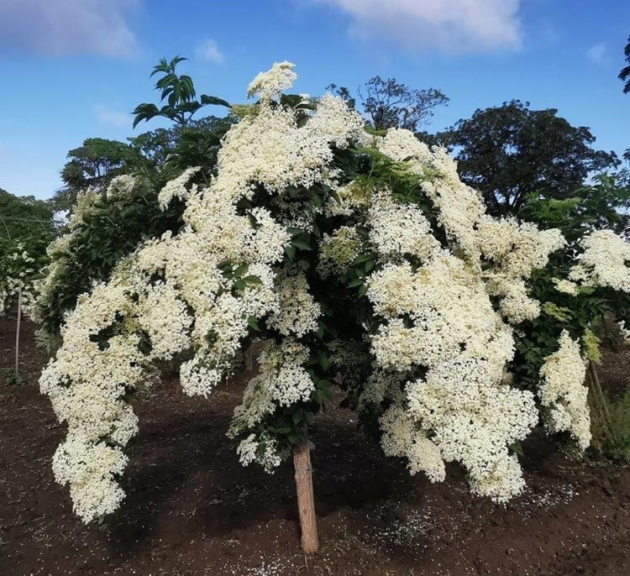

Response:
(1, 314), (629, 576)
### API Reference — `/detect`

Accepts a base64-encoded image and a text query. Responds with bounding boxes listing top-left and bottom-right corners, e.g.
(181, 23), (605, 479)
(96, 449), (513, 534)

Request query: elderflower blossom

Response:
(267, 270), (321, 338)
(368, 190), (441, 263)
(569, 230), (630, 293)
(306, 93), (365, 148)
(230, 339), (314, 437)
(318, 226), (362, 278)
(539, 331), (591, 451)
(43, 61), (353, 522)
(379, 403), (445, 481)
(247, 61), (297, 102)
(552, 278), (579, 296)
(406, 356), (537, 502)
(157, 167), (201, 209)
(0, 243), (41, 318)
(368, 255), (513, 374)
(106, 175), (136, 199)
(236, 433), (284, 472)
(376, 128), (432, 164)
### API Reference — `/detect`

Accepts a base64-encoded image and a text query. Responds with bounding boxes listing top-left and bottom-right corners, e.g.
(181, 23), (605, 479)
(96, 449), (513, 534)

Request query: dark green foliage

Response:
(37, 179), (186, 339)
(522, 174), (630, 240)
(126, 115), (236, 186)
(442, 100), (618, 216)
(3, 368), (23, 386)
(0, 188), (57, 264)
(619, 34), (630, 95)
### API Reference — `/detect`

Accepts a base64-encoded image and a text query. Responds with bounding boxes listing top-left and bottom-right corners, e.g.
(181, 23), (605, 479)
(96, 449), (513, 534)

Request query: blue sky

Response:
(0, 0), (628, 200)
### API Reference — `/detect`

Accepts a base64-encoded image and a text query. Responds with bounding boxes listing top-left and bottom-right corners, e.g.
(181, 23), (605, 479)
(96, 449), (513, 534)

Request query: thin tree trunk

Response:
(245, 346), (253, 371)
(15, 288), (22, 379)
(293, 441), (319, 554)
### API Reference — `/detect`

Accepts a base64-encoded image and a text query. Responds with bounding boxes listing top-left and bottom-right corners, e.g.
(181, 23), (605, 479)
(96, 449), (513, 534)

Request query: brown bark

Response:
(293, 441), (319, 554)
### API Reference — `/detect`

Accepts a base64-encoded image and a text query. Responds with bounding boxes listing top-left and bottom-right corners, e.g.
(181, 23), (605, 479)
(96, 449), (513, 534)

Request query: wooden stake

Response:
(15, 287), (22, 379)
(293, 441), (319, 554)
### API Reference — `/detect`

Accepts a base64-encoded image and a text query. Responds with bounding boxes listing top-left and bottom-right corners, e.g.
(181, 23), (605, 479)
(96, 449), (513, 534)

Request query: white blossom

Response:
(539, 331), (591, 451)
(569, 230), (630, 293)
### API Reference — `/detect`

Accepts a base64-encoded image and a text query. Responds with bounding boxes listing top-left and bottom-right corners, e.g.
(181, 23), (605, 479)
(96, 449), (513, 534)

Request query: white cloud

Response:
(586, 43), (606, 64)
(316, 0), (523, 53)
(93, 104), (131, 128)
(195, 39), (225, 64)
(0, 0), (139, 58)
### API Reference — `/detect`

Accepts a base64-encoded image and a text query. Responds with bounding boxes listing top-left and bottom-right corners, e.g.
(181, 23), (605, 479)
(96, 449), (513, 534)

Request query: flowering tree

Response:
(39, 62), (630, 554)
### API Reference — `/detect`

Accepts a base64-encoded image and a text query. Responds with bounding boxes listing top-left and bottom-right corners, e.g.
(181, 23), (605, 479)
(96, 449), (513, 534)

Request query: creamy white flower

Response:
(539, 330), (591, 451)
(569, 230), (630, 293)
(157, 167), (201, 209)
(247, 61), (297, 102)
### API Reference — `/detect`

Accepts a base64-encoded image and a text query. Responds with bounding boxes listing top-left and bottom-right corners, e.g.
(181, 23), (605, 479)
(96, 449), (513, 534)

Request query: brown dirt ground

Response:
(1, 314), (629, 576)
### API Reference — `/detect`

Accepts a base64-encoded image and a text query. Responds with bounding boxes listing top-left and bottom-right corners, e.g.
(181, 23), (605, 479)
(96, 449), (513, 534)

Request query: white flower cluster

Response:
(318, 226), (362, 278)
(365, 254), (537, 501)
(552, 278), (579, 296)
(247, 61), (298, 102)
(569, 230), (630, 293)
(106, 175), (137, 200)
(406, 357), (537, 501)
(157, 167), (201, 209)
(229, 339), (314, 469)
(379, 403), (445, 481)
(0, 244), (40, 317)
(539, 331), (591, 451)
(351, 125), (570, 500)
(267, 269), (321, 338)
(378, 134), (564, 326)
(368, 190), (440, 263)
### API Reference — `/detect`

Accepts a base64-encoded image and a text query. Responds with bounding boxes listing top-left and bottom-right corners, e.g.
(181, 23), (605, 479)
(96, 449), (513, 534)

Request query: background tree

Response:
(327, 76), (448, 134)
(0, 188), (57, 246)
(53, 138), (133, 211)
(360, 76), (448, 132)
(619, 34), (630, 94)
(442, 100), (618, 216)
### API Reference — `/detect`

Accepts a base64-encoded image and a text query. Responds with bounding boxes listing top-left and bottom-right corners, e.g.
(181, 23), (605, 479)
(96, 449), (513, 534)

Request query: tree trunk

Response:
(293, 441), (319, 554)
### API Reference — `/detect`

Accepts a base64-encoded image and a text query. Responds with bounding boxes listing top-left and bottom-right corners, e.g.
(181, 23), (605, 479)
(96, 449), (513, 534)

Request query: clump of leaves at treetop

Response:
(131, 55), (233, 178)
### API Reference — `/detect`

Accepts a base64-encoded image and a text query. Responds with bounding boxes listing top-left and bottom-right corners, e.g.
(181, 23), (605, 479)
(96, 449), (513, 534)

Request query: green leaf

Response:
(247, 316), (261, 332)
(243, 275), (262, 285)
(292, 411), (303, 425)
(318, 352), (330, 371)
(284, 245), (296, 261)
(358, 284), (368, 298)
(200, 94), (232, 109)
